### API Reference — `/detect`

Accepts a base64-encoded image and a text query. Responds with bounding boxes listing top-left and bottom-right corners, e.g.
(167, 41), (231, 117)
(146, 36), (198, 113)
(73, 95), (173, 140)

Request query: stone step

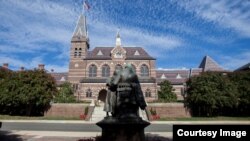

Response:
(90, 103), (149, 122)
(139, 109), (148, 121)
(90, 106), (106, 122)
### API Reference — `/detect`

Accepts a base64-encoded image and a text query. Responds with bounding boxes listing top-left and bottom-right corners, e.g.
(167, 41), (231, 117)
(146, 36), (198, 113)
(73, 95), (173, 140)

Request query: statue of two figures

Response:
(103, 63), (147, 119)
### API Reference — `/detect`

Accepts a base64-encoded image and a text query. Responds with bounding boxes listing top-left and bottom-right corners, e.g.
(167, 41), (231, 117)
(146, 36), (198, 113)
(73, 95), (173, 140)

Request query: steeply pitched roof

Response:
(84, 47), (155, 60)
(155, 68), (203, 84)
(50, 72), (68, 85)
(199, 55), (223, 71)
(156, 69), (189, 84)
(71, 14), (87, 41)
(235, 62), (250, 71)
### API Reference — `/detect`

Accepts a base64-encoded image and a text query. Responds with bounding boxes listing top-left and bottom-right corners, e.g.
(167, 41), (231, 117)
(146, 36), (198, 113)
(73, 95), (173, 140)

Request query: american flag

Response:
(84, 0), (90, 10)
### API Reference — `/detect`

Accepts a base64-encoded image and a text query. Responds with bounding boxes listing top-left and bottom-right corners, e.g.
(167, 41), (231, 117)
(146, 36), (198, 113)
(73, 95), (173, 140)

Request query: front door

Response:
(98, 89), (107, 102)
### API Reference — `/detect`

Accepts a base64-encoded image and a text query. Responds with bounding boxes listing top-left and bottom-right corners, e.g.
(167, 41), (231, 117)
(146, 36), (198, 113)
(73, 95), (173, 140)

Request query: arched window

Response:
(102, 64), (110, 77)
(74, 52), (77, 58)
(115, 64), (123, 71)
(141, 64), (149, 77)
(86, 89), (92, 97)
(145, 88), (151, 97)
(89, 64), (97, 77)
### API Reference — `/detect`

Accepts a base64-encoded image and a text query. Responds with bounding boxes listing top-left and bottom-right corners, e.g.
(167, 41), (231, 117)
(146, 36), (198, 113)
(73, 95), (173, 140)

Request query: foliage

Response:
(0, 69), (57, 116)
(228, 71), (250, 116)
(158, 80), (177, 102)
(185, 72), (243, 117)
(53, 82), (76, 103)
(150, 108), (157, 115)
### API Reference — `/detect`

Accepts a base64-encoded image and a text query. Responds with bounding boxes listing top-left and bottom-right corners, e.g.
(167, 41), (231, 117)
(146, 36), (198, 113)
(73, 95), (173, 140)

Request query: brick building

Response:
(51, 14), (225, 102)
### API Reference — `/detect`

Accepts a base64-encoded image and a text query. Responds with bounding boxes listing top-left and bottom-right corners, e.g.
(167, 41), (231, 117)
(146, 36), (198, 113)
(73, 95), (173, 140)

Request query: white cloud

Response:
(88, 21), (183, 58)
(0, 55), (68, 72)
(177, 0), (250, 38)
(0, 0), (75, 55)
(220, 52), (250, 70)
(45, 64), (68, 72)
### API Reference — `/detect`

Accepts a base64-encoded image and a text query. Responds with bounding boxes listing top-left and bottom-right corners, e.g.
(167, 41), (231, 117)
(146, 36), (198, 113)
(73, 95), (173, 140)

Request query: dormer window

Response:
(97, 50), (103, 56)
(134, 50), (140, 55)
(176, 73), (182, 79)
(161, 74), (166, 79)
(60, 77), (66, 81)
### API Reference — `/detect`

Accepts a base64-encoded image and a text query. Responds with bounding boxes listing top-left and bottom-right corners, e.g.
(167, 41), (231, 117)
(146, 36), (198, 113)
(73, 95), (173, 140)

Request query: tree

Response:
(158, 80), (177, 102)
(228, 71), (250, 116)
(53, 82), (76, 103)
(186, 72), (238, 116)
(0, 69), (57, 116)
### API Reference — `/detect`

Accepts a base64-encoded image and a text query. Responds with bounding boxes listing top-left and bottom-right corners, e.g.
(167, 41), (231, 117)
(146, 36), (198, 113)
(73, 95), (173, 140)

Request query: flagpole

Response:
(82, 0), (85, 15)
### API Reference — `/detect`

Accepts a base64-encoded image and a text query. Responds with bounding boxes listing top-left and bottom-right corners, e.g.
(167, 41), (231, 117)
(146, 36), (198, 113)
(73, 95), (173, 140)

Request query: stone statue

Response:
(104, 69), (121, 116)
(104, 63), (146, 119)
(98, 63), (150, 141)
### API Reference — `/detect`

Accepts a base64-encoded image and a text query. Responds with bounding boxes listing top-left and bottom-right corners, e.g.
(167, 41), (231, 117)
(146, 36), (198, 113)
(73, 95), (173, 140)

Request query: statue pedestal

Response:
(96, 117), (150, 141)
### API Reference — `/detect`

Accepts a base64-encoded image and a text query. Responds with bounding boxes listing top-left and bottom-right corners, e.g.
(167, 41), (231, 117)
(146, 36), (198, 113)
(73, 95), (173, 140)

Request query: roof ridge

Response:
(199, 55), (223, 71)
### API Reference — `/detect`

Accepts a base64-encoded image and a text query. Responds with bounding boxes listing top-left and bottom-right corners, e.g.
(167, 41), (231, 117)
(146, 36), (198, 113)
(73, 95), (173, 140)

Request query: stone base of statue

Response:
(96, 116), (150, 141)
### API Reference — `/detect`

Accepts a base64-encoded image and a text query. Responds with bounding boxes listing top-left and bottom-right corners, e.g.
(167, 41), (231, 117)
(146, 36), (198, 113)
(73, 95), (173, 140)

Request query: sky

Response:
(0, 0), (250, 72)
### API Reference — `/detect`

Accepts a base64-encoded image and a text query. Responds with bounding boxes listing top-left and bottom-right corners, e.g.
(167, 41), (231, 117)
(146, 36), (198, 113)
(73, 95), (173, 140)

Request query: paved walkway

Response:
(1, 120), (249, 141)
(1, 120), (250, 124)
(0, 130), (172, 141)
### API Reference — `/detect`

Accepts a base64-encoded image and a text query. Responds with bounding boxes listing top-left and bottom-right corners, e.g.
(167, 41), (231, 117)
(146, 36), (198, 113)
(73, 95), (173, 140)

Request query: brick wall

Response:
(44, 103), (89, 117)
(147, 103), (191, 119)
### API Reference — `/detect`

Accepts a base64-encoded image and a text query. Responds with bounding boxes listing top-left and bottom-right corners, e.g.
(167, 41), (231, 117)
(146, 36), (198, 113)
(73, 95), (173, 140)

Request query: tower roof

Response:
(199, 55), (224, 71)
(72, 14), (87, 39)
(116, 31), (121, 47)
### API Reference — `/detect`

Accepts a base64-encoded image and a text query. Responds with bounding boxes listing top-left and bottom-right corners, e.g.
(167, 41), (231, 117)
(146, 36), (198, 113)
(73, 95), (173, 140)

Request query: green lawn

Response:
(0, 115), (82, 120)
(0, 114), (250, 121)
(157, 116), (250, 121)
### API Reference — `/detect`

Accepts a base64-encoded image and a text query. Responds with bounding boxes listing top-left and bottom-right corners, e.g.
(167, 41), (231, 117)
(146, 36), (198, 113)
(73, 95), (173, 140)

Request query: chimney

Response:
(38, 64), (45, 70)
(20, 66), (25, 71)
(3, 63), (8, 69)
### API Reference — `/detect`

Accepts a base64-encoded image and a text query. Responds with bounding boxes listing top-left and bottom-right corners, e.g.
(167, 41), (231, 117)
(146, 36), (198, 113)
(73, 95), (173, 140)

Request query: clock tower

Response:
(68, 14), (89, 83)
(111, 32), (126, 60)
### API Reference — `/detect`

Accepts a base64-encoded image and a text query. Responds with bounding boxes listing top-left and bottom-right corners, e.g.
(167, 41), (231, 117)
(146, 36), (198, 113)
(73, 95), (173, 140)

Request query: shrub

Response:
(186, 72), (238, 117)
(0, 69), (57, 116)
(158, 80), (177, 102)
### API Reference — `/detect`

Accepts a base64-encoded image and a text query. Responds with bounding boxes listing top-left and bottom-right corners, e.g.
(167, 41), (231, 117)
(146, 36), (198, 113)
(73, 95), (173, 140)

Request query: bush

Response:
(53, 82), (77, 103)
(0, 69), (57, 116)
(228, 71), (250, 116)
(185, 72), (241, 117)
(158, 80), (177, 102)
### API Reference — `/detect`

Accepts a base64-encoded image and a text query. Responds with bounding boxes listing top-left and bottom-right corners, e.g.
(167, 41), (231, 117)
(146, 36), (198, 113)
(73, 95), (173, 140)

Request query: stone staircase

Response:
(90, 101), (149, 121)
(90, 103), (106, 122)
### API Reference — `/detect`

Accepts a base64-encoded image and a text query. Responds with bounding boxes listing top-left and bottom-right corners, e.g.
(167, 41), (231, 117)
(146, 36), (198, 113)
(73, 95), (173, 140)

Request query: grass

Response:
(0, 115), (83, 120)
(1, 114), (249, 121)
(156, 116), (250, 121)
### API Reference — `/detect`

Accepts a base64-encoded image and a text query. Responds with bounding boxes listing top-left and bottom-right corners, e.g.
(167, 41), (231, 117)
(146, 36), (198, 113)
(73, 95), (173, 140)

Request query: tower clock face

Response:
(114, 50), (123, 58)
(74, 63), (79, 68)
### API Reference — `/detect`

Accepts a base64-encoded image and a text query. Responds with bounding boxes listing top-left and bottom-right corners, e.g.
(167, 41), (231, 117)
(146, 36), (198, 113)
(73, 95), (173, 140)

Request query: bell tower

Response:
(68, 14), (89, 83)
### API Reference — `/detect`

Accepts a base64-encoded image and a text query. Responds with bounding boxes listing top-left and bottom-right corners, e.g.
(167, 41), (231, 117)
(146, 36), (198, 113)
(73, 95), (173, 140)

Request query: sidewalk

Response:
(1, 119), (250, 124)
(4, 130), (172, 138)
(0, 130), (172, 141)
